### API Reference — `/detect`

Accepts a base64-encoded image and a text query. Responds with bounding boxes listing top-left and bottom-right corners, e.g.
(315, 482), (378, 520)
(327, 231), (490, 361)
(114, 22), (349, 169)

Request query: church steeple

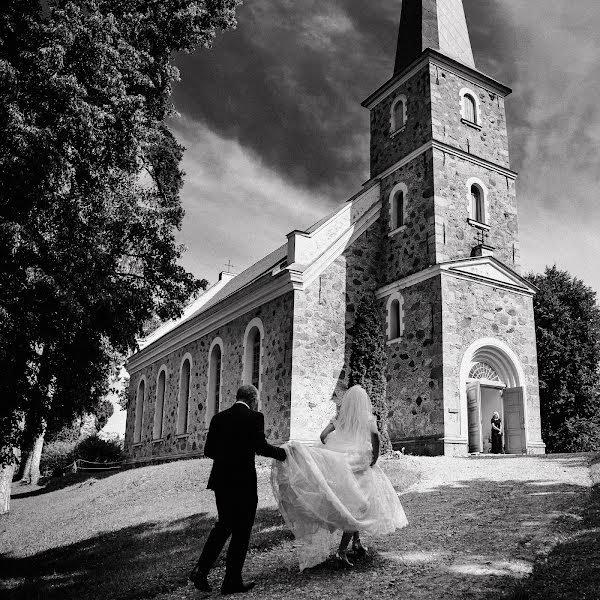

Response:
(394, 0), (475, 75)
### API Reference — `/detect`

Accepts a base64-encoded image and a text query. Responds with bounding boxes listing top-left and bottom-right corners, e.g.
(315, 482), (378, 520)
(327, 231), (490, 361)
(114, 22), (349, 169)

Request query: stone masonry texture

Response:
(441, 276), (543, 451)
(290, 221), (385, 441)
(125, 293), (294, 462)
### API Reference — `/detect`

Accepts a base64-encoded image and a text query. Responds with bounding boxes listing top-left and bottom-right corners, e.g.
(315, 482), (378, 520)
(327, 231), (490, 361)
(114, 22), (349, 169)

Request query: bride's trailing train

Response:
(271, 386), (408, 570)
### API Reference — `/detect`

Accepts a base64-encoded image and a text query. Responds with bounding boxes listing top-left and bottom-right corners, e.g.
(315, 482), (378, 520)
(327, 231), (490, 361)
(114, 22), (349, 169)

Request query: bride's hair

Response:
(336, 385), (373, 437)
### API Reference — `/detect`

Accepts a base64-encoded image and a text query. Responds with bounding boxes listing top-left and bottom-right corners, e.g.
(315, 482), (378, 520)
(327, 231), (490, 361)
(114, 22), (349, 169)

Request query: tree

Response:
(349, 293), (392, 453)
(0, 0), (241, 512)
(527, 266), (600, 452)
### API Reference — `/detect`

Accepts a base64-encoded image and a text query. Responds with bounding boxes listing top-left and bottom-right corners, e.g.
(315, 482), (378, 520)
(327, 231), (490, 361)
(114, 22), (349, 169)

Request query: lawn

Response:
(0, 453), (597, 600)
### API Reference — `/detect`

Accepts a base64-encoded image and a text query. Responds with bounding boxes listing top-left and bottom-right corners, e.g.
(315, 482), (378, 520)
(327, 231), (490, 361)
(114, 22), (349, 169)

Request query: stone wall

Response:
(384, 276), (444, 455)
(440, 275), (544, 453)
(370, 65), (432, 178)
(432, 148), (520, 268)
(290, 221), (384, 441)
(380, 150), (436, 282)
(125, 292), (294, 462)
(430, 64), (510, 168)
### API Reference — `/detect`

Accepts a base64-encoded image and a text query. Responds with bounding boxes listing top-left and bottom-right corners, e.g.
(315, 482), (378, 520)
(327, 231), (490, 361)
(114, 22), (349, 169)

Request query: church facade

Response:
(124, 0), (546, 465)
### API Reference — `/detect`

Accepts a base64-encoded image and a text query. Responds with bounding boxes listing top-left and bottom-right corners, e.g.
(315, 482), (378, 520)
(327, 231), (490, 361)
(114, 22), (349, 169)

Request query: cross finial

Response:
(224, 259), (236, 274)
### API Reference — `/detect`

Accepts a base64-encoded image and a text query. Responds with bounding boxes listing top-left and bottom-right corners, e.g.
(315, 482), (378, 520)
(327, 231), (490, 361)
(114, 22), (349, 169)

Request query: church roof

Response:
(394, 0), (475, 75)
(128, 183), (383, 370)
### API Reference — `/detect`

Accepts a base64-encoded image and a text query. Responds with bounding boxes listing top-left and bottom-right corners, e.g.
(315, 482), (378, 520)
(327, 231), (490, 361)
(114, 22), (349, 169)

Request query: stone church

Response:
(124, 0), (546, 465)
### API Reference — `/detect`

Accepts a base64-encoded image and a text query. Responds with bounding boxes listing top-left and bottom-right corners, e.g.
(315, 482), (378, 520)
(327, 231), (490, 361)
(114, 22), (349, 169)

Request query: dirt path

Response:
(161, 454), (593, 600)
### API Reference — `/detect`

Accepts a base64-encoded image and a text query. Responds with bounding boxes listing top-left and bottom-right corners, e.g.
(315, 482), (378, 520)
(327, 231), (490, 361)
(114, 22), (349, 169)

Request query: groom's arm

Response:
(253, 412), (286, 461)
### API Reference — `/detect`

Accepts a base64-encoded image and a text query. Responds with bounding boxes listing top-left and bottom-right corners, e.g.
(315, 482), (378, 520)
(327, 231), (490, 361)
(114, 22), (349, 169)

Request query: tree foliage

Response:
(527, 266), (600, 452)
(0, 0), (240, 464)
(349, 293), (391, 453)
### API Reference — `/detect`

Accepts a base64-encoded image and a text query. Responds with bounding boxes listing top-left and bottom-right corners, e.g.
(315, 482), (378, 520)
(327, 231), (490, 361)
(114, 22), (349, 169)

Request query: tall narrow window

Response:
(390, 299), (401, 339)
(389, 183), (408, 233)
(177, 358), (191, 434)
(393, 190), (405, 229)
(243, 318), (264, 404)
(251, 332), (261, 389)
(393, 100), (404, 129)
(471, 185), (484, 223)
(153, 369), (166, 440)
(463, 94), (477, 124)
(391, 95), (407, 133)
(207, 341), (223, 425)
(134, 379), (145, 443)
(387, 293), (404, 341)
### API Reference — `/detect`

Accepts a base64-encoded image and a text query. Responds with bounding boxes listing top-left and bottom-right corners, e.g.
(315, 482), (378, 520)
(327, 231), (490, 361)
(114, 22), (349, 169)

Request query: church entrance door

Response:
(466, 381), (482, 453)
(503, 387), (525, 454)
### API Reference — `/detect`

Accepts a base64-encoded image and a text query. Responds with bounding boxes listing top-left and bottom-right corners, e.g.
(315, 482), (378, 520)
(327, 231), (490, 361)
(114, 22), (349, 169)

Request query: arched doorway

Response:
(460, 339), (528, 455)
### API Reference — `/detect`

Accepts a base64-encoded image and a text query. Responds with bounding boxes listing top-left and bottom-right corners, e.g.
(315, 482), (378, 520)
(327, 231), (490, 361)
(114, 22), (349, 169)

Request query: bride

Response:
(271, 385), (408, 570)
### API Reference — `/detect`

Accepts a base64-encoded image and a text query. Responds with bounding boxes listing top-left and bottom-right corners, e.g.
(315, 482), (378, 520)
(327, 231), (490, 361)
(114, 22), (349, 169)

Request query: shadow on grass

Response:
(2, 456), (595, 600)
(11, 470), (123, 500)
(244, 474), (594, 600)
(503, 482), (600, 599)
(0, 507), (293, 600)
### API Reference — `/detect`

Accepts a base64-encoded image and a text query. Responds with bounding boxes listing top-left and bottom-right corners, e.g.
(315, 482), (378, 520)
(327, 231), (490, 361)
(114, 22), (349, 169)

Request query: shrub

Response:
(349, 293), (391, 453)
(40, 440), (77, 476)
(551, 417), (600, 453)
(74, 434), (124, 464)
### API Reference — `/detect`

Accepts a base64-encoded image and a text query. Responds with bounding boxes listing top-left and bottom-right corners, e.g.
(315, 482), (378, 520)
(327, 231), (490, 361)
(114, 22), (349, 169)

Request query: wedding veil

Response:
(335, 385), (373, 440)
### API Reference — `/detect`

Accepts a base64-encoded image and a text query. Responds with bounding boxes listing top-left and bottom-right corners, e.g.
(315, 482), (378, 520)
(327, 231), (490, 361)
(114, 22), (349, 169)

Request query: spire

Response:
(394, 0), (475, 75)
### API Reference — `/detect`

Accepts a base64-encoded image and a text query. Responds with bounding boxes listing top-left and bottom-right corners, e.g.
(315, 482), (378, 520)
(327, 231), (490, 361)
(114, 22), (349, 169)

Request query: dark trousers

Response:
(194, 488), (258, 585)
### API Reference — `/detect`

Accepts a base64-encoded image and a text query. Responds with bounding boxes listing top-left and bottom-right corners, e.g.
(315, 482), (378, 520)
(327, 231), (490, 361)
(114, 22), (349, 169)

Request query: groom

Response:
(190, 384), (287, 595)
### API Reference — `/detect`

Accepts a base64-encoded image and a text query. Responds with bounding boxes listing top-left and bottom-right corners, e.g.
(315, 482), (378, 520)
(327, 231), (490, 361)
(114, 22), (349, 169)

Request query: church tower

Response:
(365, 0), (546, 455)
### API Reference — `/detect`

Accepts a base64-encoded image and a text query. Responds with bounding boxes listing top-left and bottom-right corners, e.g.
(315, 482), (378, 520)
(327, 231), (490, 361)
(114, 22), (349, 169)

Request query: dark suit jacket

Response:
(204, 402), (286, 493)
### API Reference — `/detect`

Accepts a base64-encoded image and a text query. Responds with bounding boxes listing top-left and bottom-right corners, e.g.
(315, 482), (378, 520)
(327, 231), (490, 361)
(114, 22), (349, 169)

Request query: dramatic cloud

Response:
(171, 117), (327, 281)
(171, 0), (600, 295)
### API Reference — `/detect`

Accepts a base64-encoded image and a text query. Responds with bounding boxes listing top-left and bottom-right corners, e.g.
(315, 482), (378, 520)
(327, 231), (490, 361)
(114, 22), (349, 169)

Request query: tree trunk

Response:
(20, 426), (46, 486)
(18, 451), (33, 483)
(0, 463), (16, 515)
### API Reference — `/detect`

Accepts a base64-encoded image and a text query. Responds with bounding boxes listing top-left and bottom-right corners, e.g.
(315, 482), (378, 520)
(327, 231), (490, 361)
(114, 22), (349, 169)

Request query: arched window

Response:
(386, 293), (404, 341)
(177, 357), (191, 435)
(460, 88), (481, 126)
(390, 95), (407, 132)
(388, 183), (408, 233)
(251, 330), (261, 388)
(206, 339), (223, 425)
(243, 318), (264, 404)
(463, 94), (477, 123)
(471, 185), (484, 223)
(153, 368), (166, 440)
(466, 178), (489, 226)
(133, 378), (145, 444)
(393, 190), (404, 229)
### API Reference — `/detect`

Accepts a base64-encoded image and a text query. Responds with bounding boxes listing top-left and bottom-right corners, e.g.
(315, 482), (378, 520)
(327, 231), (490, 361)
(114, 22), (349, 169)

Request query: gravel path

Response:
(159, 453), (593, 600)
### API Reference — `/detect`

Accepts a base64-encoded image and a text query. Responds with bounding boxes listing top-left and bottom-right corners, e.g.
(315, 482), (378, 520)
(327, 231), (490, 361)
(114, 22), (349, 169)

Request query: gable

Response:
(443, 257), (537, 295)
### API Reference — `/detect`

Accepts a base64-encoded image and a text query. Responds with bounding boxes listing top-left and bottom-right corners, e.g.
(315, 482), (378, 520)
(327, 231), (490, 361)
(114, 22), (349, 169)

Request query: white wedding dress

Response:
(271, 415), (408, 570)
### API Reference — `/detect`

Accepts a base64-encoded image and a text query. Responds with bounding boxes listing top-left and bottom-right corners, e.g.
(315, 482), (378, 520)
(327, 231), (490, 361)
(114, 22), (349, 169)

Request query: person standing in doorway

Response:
(491, 411), (503, 454)
(190, 385), (287, 595)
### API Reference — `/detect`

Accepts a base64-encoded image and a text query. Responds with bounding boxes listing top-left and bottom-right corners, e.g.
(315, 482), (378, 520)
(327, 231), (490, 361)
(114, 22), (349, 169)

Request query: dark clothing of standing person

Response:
(190, 385), (286, 595)
(491, 414), (503, 454)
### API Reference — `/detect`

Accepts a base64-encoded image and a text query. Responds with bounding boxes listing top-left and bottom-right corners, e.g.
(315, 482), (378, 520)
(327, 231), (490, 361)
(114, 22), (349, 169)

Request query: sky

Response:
(104, 0), (600, 435)
(169, 0), (600, 294)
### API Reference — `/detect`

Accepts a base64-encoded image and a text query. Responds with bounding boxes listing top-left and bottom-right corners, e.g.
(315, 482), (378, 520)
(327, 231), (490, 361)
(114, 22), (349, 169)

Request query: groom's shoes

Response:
(221, 580), (255, 595)
(189, 567), (212, 592)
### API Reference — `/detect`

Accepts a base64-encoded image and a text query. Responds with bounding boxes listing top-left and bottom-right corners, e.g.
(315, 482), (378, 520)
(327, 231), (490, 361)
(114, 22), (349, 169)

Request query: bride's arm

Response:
(320, 422), (335, 444)
(370, 432), (380, 466)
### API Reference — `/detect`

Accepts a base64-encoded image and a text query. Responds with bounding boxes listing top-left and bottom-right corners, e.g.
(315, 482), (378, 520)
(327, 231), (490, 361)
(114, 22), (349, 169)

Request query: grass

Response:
(1, 454), (598, 600)
(0, 457), (419, 600)
(505, 456), (600, 600)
